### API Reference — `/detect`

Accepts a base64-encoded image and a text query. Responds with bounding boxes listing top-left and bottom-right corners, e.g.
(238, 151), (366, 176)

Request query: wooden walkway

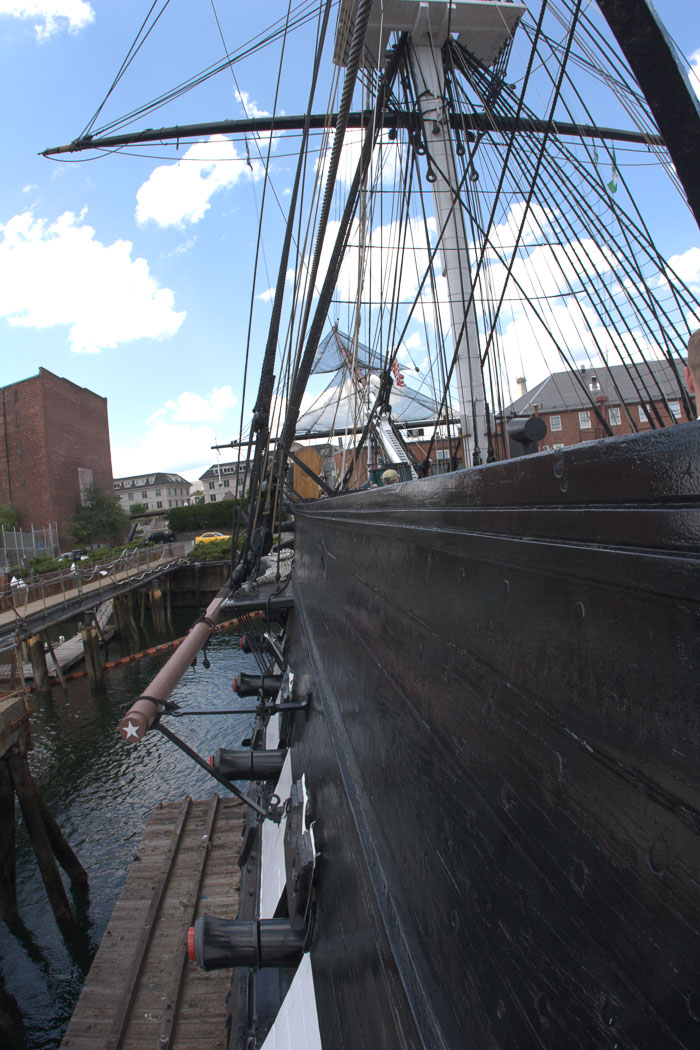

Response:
(61, 795), (244, 1050)
(0, 601), (116, 682)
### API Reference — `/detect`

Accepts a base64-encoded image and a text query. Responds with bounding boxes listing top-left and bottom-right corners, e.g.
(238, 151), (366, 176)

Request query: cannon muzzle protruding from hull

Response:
(233, 672), (282, 697)
(188, 916), (306, 971)
(507, 414), (547, 457)
(239, 633), (264, 654)
(209, 747), (287, 781)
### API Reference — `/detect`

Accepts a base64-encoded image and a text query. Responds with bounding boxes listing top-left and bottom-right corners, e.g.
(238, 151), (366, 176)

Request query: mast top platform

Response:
(334, 0), (526, 68)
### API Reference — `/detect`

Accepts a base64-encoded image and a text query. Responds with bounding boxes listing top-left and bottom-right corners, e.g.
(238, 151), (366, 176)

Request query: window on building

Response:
(435, 449), (450, 460)
(155, 489), (161, 497)
(127, 492), (134, 501)
(578, 411), (591, 429)
(208, 481), (215, 489)
(156, 500), (163, 509)
(552, 443), (565, 451)
(638, 404), (649, 423)
(142, 490), (148, 498)
(549, 415), (562, 431)
(223, 479), (230, 487)
(608, 406), (621, 426)
(669, 400), (681, 420)
(209, 495), (217, 502)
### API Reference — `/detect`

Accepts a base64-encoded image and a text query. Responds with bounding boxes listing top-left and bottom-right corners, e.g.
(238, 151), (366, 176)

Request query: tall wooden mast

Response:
(335, 0), (526, 465)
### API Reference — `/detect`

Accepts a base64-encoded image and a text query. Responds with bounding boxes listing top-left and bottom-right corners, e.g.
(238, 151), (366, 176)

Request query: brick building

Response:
(501, 360), (694, 454)
(0, 367), (113, 540)
(113, 472), (191, 512)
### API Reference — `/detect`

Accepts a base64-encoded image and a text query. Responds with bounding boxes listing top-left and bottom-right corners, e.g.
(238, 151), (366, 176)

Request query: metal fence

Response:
(0, 523), (60, 571)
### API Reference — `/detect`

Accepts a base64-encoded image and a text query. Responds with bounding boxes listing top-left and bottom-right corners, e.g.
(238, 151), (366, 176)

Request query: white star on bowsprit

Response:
(123, 721), (140, 741)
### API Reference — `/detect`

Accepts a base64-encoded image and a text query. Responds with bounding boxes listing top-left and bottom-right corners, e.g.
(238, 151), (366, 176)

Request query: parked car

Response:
(141, 530), (175, 546)
(194, 531), (228, 544)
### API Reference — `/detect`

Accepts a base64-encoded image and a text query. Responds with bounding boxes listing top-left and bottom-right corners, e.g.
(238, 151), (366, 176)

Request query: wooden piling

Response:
(81, 626), (104, 688)
(0, 980), (27, 1050)
(150, 587), (166, 634)
(164, 572), (174, 632)
(43, 633), (67, 689)
(37, 794), (88, 887)
(27, 634), (50, 692)
(114, 593), (139, 649)
(7, 743), (77, 935)
(0, 693), (87, 939)
(0, 758), (18, 922)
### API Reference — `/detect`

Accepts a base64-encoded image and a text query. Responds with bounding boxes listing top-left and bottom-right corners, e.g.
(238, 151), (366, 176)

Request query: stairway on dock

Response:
(61, 794), (244, 1050)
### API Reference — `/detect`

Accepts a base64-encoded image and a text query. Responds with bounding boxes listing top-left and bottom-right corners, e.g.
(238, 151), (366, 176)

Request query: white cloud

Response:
(113, 386), (242, 478)
(136, 135), (265, 227)
(316, 128), (405, 192)
(667, 245), (700, 290)
(235, 90), (269, 119)
(690, 49), (700, 100)
(0, 210), (185, 352)
(111, 422), (221, 480)
(147, 386), (238, 425)
(0, 0), (94, 40)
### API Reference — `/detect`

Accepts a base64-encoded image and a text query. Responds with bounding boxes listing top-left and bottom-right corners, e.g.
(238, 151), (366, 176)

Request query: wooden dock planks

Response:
(61, 795), (244, 1050)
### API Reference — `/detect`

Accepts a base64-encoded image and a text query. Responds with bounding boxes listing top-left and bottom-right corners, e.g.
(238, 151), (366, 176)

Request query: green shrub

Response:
(29, 555), (62, 575)
(84, 546), (113, 564)
(188, 536), (233, 561)
(0, 504), (21, 529)
(168, 499), (246, 533)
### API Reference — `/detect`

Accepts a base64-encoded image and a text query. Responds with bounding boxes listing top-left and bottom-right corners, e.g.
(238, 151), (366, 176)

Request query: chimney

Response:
(515, 376), (527, 398)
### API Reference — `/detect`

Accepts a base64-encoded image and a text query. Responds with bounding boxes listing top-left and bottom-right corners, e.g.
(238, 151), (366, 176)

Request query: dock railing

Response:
(0, 542), (192, 621)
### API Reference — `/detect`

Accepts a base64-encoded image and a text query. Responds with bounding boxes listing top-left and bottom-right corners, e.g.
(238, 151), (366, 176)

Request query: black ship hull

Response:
(277, 424), (700, 1049)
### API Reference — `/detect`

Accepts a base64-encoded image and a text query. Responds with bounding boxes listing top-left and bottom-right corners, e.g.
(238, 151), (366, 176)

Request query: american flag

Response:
(391, 360), (405, 387)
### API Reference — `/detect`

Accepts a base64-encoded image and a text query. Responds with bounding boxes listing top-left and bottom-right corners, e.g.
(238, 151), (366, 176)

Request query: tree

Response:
(0, 504), (21, 529)
(129, 502), (147, 515)
(70, 483), (130, 546)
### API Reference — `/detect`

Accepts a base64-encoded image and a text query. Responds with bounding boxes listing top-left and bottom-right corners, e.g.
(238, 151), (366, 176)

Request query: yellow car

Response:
(194, 531), (228, 544)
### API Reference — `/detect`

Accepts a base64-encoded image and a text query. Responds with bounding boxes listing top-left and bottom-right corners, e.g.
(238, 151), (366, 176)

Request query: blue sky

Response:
(0, 0), (698, 482)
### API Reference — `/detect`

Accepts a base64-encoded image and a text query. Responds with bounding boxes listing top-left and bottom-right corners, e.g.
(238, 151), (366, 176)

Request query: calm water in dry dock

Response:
(0, 615), (259, 1050)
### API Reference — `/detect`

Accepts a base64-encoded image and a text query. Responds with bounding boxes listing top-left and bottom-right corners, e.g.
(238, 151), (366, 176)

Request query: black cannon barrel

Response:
(506, 414), (547, 457)
(188, 915), (305, 971)
(209, 747), (287, 781)
(233, 672), (282, 698)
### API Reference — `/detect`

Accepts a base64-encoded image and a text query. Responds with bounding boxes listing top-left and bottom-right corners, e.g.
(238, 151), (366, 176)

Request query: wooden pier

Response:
(61, 794), (244, 1050)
